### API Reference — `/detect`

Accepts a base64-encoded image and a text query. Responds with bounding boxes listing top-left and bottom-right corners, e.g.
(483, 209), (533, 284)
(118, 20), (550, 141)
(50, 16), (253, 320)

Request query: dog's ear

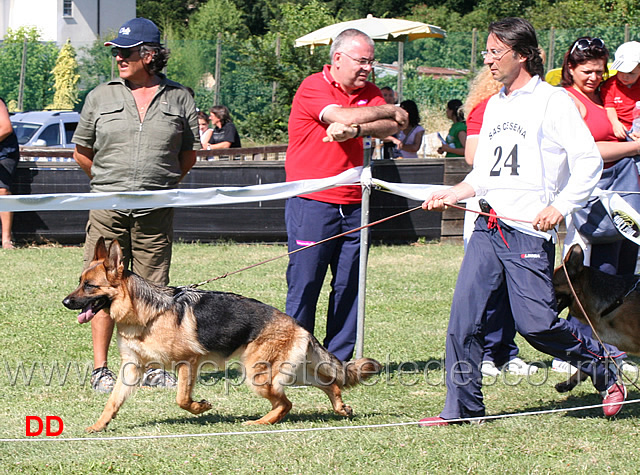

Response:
(93, 237), (108, 262)
(104, 240), (125, 283)
(564, 244), (585, 277)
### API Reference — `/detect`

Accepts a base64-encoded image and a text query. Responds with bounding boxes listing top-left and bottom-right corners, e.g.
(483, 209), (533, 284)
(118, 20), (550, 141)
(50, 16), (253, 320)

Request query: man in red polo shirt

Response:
(285, 28), (407, 361)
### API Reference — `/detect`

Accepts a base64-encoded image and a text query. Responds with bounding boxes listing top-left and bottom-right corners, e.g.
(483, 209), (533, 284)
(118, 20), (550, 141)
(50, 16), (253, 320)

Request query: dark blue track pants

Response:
(285, 197), (361, 361)
(440, 217), (618, 420)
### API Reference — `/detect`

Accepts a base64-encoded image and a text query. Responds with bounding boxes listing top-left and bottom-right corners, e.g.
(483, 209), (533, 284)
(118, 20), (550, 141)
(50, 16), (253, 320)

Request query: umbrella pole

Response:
(356, 137), (378, 359)
(397, 40), (405, 103)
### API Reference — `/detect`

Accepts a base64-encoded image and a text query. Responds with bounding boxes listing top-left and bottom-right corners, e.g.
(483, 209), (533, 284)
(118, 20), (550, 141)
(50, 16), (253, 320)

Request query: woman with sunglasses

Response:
(561, 37), (640, 273)
(557, 36), (640, 375)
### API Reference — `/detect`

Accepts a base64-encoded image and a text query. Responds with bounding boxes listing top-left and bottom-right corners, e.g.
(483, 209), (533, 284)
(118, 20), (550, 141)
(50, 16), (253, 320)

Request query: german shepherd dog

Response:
(63, 238), (381, 432)
(552, 243), (640, 392)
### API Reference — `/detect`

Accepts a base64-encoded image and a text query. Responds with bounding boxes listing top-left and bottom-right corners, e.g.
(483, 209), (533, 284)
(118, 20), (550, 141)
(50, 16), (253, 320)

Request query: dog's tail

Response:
(307, 335), (381, 388)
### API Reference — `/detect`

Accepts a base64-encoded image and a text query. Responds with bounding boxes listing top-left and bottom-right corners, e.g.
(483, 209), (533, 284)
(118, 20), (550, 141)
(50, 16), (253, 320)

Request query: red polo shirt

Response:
(286, 64), (385, 204)
(601, 76), (640, 128)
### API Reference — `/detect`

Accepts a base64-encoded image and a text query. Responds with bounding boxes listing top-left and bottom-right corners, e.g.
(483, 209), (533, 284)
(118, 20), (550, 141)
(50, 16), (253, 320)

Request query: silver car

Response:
(10, 111), (80, 148)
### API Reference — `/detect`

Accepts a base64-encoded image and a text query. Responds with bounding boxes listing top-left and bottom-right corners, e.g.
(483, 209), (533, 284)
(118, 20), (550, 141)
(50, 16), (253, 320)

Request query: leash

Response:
(183, 205), (424, 290)
(183, 200), (536, 290)
(560, 260), (640, 393)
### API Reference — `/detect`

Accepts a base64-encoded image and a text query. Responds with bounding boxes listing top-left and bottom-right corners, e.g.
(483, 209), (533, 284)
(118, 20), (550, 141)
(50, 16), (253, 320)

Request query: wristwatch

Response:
(350, 124), (361, 138)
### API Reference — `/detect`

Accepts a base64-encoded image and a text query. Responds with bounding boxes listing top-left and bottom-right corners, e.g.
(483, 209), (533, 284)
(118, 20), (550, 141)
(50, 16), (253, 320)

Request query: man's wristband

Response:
(351, 124), (361, 138)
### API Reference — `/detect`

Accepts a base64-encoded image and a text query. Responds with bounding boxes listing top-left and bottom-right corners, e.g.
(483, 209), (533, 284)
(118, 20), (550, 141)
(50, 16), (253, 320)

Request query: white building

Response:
(0, 0), (136, 48)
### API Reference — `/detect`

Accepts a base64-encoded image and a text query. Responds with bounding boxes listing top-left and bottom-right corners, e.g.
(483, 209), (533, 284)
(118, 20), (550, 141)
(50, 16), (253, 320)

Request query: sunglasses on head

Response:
(110, 47), (140, 59)
(570, 38), (605, 55)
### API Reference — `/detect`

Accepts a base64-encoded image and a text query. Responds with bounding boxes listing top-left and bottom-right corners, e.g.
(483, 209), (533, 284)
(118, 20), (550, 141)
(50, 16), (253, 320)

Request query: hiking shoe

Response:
(141, 368), (178, 389)
(601, 382), (627, 417)
(551, 358), (578, 376)
(90, 366), (116, 394)
(504, 357), (538, 375)
(418, 416), (450, 427)
(481, 361), (501, 377)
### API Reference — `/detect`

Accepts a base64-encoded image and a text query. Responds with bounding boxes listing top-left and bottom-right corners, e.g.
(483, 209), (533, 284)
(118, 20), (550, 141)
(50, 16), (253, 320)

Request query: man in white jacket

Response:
(420, 17), (626, 426)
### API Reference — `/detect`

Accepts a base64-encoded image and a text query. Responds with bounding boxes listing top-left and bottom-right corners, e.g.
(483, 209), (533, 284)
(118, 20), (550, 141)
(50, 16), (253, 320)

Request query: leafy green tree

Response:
(50, 40), (80, 110)
(0, 26), (58, 111)
(189, 0), (249, 39)
(136, 0), (201, 33)
(77, 35), (115, 107)
(234, 0), (335, 142)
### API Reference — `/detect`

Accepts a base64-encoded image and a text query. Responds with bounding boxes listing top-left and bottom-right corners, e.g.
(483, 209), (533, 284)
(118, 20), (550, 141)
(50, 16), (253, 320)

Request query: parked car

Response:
(10, 111), (80, 148)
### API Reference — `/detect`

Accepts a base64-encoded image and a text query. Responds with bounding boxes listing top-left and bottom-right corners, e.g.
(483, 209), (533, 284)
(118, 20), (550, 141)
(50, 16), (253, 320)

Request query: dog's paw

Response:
(555, 381), (576, 393)
(336, 404), (353, 417)
(243, 419), (265, 426)
(192, 399), (212, 415)
(85, 424), (106, 433)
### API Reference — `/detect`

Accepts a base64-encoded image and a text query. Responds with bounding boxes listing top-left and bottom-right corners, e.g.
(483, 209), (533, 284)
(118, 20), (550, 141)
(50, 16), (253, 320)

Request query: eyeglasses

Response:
(570, 38), (605, 55)
(481, 48), (513, 61)
(340, 51), (377, 67)
(111, 47), (141, 59)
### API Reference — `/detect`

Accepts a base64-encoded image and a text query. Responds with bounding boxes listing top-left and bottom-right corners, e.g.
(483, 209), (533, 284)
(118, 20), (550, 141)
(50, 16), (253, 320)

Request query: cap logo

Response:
(119, 27), (131, 36)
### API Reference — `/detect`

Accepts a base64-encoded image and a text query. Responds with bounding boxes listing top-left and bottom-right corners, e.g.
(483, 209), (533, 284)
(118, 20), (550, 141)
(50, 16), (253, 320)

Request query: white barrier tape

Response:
(372, 179), (452, 202)
(0, 167), (363, 213)
(1, 397), (638, 442)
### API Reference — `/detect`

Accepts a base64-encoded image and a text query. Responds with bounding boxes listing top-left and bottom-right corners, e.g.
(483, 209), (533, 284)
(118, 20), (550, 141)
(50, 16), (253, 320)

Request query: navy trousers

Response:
(285, 197), (361, 361)
(482, 281), (518, 366)
(440, 217), (618, 420)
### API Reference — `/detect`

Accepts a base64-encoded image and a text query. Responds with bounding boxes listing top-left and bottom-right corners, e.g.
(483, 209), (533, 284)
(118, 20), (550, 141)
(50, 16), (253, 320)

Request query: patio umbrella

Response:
(295, 14), (446, 101)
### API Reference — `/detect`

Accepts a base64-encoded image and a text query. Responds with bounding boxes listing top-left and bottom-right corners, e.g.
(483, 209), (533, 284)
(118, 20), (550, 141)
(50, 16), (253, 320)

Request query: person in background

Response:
(380, 86), (397, 105)
(207, 105), (241, 149)
(198, 111), (213, 150)
(420, 17), (626, 426)
(462, 67), (538, 378)
(438, 99), (466, 157)
(381, 86), (398, 159)
(72, 17), (199, 393)
(555, 36), (640, 376)
(388, 100), (425, 158)
(600, 41), (640, 140)
(0, 97), (19, 249)
(285, 28), (407, 362)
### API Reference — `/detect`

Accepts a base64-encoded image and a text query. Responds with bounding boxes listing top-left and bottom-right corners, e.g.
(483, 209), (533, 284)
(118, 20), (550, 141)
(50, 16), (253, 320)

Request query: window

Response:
(64, 122), (77, 145)
(63, 0), (73, 17)
(38, 124), (61, 147)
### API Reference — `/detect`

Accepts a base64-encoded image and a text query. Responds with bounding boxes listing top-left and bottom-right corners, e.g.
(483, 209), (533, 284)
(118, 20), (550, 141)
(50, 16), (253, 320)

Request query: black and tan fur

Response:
(63, 238), (381, 432)
(552, 243), (640, 392)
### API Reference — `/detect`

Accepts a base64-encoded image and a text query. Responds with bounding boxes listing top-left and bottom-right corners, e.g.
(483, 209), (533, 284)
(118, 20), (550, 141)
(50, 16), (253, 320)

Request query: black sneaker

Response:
(141, 368), (178, 389)
(90, 366), (116, 394)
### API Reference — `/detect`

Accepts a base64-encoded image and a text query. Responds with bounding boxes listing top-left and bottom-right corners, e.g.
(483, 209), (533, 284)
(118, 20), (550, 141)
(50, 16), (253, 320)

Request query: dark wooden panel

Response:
(11, 158), (446, 244)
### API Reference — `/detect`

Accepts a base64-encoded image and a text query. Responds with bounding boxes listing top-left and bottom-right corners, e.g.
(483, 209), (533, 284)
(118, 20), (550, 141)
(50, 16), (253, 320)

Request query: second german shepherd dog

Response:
(552, 243), (640, 392)
(63, 238), (381, 432)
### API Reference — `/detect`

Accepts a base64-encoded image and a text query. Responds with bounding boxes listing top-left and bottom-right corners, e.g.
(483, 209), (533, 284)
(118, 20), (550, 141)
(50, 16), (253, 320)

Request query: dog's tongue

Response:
(77, 308), (95, 324)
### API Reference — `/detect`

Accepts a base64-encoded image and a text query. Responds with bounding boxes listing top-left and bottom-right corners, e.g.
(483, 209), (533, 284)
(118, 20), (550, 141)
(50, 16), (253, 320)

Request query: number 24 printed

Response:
(490, 144), (519, 176)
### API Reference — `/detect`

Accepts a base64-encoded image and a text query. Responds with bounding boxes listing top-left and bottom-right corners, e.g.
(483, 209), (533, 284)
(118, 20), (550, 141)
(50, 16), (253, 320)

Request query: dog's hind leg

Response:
(86, 360), (142, 433)
(244, 366), (292, 425)
(318, 382), (353, 417)
(176, 359), (212, 415)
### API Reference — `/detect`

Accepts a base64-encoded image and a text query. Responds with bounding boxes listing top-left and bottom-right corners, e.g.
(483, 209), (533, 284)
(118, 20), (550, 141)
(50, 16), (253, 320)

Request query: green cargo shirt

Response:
(72, 75), (200, 192)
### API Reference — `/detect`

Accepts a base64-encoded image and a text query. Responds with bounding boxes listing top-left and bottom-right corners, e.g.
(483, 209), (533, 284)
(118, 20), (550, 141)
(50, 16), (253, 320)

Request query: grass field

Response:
(0, 241), (639, 474)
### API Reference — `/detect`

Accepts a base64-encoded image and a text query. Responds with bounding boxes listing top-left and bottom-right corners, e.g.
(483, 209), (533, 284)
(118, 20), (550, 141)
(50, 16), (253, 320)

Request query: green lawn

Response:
(0, 241), (638, 474)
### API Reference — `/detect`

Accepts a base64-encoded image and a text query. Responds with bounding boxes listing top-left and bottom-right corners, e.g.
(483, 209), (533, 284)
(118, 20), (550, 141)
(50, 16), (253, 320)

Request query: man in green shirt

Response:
(72, 17), (200, 393)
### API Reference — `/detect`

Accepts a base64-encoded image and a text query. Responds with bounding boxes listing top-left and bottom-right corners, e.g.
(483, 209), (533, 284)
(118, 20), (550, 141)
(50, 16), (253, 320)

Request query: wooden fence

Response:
(13, 147), (463, 244)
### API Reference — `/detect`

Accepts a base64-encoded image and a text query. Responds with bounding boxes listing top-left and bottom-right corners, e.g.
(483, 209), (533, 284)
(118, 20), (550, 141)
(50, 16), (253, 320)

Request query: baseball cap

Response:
(104, 18), (160, 48)
(611, 41), (640, 73)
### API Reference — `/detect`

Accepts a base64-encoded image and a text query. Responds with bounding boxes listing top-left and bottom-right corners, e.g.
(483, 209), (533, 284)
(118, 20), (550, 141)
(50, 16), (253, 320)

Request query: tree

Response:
(234, 0), (335, 142)
(189, 0), (249, 39)
(136, 0), (201, 33)
(0, 26), (58, 111)
(50, 40), (80, 110)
